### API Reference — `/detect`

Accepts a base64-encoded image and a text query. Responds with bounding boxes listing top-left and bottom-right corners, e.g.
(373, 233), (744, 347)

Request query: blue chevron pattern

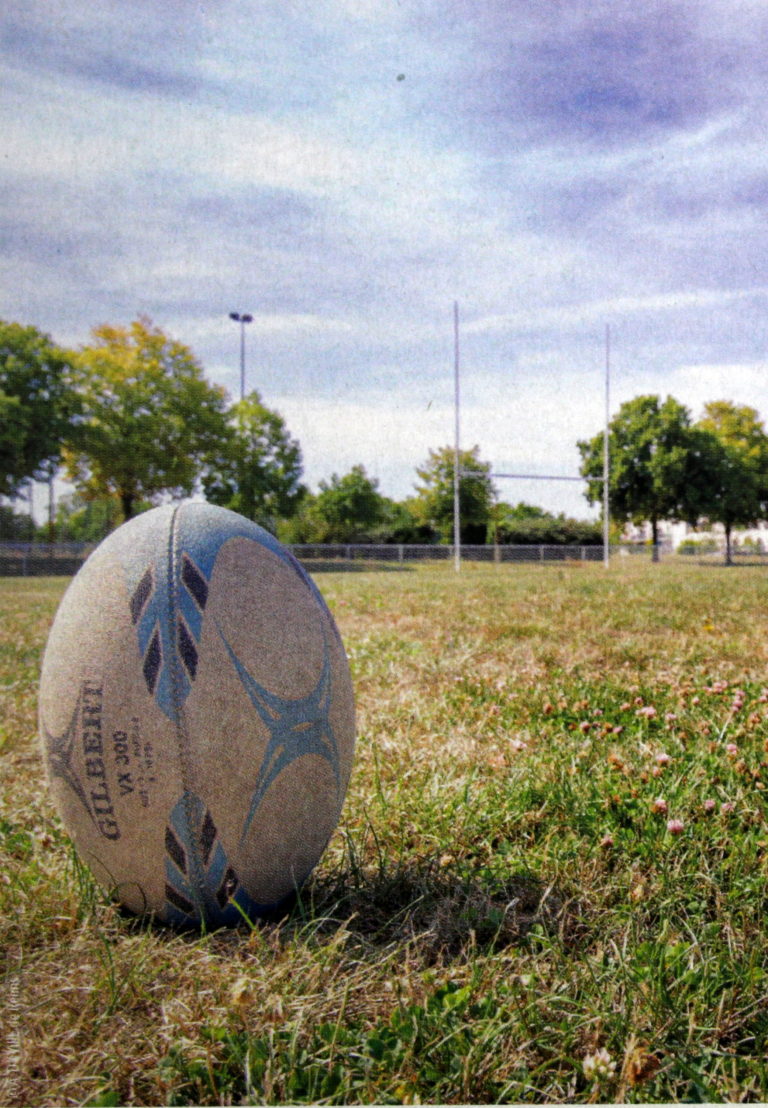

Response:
(163, 792), (274, 926)
(118, 504), (327, 723)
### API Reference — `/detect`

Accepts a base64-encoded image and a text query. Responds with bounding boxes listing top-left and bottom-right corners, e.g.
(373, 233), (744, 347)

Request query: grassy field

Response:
(2, 558), (768, 1105)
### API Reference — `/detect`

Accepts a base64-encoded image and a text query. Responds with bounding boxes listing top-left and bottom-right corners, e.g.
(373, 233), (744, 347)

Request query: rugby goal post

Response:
(452, 309), (611, 571)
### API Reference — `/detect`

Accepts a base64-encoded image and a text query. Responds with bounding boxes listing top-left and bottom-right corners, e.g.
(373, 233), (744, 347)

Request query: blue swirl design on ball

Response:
(218, 626), (341, 844)
(121, 506), (327, 724)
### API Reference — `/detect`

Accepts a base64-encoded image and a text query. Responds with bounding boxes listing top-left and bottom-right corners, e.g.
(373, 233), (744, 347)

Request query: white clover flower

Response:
(583, 1048), (617, 1082)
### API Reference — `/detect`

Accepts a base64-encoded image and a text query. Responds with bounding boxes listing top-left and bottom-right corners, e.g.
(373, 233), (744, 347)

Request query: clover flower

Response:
(583, 1048), (616, 1082)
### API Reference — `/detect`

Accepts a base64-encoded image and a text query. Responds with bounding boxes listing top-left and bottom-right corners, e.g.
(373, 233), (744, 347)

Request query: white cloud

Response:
(467, 288), (768, 336)
(6, 2), (768, 523)
(672, 363), (768, 417)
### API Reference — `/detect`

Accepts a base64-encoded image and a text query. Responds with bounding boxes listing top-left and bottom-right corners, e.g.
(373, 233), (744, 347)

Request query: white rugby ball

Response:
(38, 503), (356, 927)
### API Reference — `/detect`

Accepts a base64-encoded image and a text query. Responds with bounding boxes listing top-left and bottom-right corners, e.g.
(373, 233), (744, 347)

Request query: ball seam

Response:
(167, 503), (207, 922)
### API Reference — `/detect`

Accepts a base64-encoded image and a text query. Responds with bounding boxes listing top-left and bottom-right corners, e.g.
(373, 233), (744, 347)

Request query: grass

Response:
(2, 558), (768, 1104)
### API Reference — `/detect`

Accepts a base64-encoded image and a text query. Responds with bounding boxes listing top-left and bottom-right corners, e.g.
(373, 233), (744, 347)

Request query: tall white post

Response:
(603, 324), (611, 568)
(453, 301), (461, 573)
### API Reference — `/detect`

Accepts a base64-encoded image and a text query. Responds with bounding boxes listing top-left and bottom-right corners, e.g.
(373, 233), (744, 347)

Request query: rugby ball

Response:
(38, 503), (356, 927)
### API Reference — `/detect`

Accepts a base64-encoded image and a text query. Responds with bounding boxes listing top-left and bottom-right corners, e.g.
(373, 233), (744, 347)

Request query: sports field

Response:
(2, 559), (768, 1105)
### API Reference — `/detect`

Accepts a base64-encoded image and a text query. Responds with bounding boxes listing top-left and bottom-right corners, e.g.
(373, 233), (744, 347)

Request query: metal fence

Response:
(293, 543), (610, 568)
(0, 542), (95, 577)
(678, 547), (768, 565)
(0, 540), (627, 577)
(10, 539), (768, 577)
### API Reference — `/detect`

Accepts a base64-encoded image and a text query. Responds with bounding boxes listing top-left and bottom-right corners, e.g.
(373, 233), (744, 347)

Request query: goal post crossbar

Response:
(461, 470), (604, 483)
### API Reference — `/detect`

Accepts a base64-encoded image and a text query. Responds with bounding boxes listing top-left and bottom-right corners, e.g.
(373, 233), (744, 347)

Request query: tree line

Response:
(4, 316), (763, 556)
(0, 316), (602, 547)
(578, 394), (768, 564)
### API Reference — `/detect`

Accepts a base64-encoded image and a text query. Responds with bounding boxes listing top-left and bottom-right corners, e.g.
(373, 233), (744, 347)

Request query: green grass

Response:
(2, 559), (768, 1104)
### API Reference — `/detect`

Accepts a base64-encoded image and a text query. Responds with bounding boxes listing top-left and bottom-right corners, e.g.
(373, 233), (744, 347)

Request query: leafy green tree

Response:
(495, 502), (602, 545)
(311, 465), (388, 542)
(280, 487), (434, 545)
(0, 320), (78, 497)
(66, 318), (228, 521)
(696, 401), (768, 564)
(503, 501), (551, 522)
(0, 504), (35, 541)
(52, 492), (125, 543)
(376, 497), (435, 543)
(202, 391), (305, 533)
(699, 401), (768, 472)
(578, 395), (710, 554)
(413, 446), (494, 544)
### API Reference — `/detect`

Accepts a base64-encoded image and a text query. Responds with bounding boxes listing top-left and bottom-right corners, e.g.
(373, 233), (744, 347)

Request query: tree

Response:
(503, 501), (551, 522)
(495, 502), (602, 545)
(53, 492), (125, 543)
(280, 483), (430, 545)
(0, 504), (35, 541)
(578, 395), (710, 554)
(413, 445), (495, 544)
(377, 497), (434, 543)
(696, 401), (768, 564)
(66, 318), (228, 520)
(310, 465), (388, 542)
(0, 320), (78, 498)
(202, 391), (305, 532)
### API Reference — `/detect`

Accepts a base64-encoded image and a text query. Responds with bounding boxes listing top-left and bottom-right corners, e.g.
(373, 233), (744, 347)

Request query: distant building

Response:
(622, 520), (768, 552)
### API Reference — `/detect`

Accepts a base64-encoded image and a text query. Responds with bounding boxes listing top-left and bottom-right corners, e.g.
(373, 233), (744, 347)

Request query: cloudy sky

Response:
(4, 0), (768, 518)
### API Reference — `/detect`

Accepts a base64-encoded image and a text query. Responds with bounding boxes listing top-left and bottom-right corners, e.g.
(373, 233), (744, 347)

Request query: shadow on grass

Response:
(118, 859), (582, 962)
(696, 559), (768, 568)
(277, 860), (581, 962)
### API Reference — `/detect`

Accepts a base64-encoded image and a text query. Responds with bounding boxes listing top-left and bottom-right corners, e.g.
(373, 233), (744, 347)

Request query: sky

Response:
(4, 0), (768, 520)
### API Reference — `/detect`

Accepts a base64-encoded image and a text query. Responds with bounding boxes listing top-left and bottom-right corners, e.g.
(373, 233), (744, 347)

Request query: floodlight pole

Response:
(603, 324), (611, 568)
(229, 311), (253, 400)
(453, 301), (461, 573)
